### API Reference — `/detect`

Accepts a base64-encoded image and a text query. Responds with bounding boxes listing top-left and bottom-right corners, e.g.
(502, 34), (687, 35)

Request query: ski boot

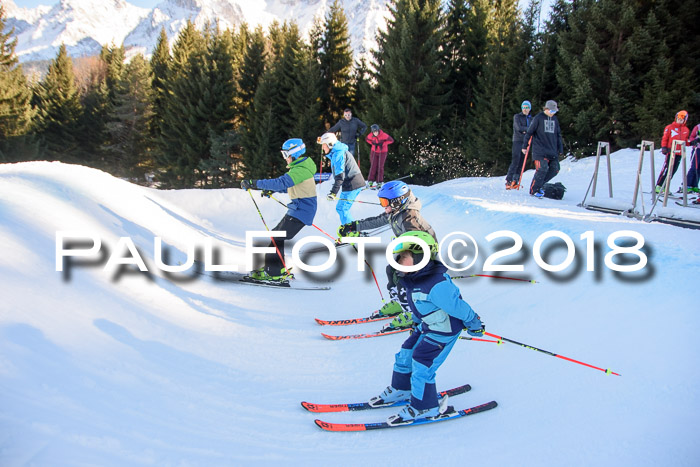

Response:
(386, 311), (414, 330)
(386, 395), (451, 426)
(249, 267), (293, 284)
(368, 385), (411, 408)
(369, 300), (403, 319)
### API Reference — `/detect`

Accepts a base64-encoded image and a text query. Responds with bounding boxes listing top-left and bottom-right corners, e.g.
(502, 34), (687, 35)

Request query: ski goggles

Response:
(379, 197), (391, 207)
(281, 150), (292, 159)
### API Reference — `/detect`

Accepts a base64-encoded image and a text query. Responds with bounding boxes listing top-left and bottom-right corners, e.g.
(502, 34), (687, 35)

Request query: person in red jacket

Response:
(365, 124), (394, 189)
(656, 110), (691, 193)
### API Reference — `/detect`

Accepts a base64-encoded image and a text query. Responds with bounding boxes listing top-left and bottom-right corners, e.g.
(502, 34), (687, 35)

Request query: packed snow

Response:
(0, 149), (698, 466)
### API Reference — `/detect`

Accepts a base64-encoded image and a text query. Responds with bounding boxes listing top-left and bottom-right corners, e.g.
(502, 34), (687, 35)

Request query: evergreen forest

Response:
(1, 0), (699, 188)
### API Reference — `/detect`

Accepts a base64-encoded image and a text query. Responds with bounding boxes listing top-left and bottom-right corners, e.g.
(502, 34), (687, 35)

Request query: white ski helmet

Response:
(317, 132), (337, 146)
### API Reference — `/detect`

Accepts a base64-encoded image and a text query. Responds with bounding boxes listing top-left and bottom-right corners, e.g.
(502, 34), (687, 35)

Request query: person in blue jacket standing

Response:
(240, 138), (317, 283)
(506, 100), (532, 189)
(317, 132), (366, 227)
(368, 231), (485, 426)
(522, 100), (563, 197)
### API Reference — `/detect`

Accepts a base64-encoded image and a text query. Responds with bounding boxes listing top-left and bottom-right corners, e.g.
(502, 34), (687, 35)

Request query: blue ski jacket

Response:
(255, 156), (317, 225)
(399, 261), (478, 342)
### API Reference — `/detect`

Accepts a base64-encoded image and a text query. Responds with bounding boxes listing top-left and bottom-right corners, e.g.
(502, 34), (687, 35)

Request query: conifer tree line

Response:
(1, 0), (698, 188)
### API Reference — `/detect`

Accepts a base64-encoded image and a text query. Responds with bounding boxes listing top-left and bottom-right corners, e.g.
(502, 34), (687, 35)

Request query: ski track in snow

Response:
(0, 151), (699, 466)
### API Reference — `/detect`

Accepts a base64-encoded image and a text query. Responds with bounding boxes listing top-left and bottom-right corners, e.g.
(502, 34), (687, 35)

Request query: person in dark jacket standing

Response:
(328, 108), (367, 156)
(506, 100), (532, 189)
(365, 124), (394, 189)
(522, 100), (563, 197)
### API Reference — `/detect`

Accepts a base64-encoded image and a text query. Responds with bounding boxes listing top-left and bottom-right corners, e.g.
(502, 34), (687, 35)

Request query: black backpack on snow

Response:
(542, 182), (566, 200)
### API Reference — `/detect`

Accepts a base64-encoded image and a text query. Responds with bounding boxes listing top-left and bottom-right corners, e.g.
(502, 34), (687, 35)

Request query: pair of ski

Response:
(302, 383), (497, 431)
(316, 311), (410, 340)
(195, 268), (330, 291)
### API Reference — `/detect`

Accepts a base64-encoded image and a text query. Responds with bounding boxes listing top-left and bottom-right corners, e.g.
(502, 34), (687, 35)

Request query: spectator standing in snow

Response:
(328, 108), (367, 156)
(506, 100), (532, 189)
(365, 124), (394, 189)
(655, 110), (691, 193)
(523, 100), (563, 198)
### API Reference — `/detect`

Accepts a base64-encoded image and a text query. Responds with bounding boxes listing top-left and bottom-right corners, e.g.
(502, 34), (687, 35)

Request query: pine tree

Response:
(441, 0), (488, 143)
(367, 0), (448, 181)
(150, 28), (170, 147)
(236, 25), (267, 123)
(35, 44), (83, 161)
(241, 22), (306, 179)
(197, 26), (237, 186)
(157, 21), (210, 187)
(0, 4), (36, 161)
(289, 46), (322, 150)
(102, 54), (153, 180)
(469, 0), (526, 173)
(318, 0), (353, 125)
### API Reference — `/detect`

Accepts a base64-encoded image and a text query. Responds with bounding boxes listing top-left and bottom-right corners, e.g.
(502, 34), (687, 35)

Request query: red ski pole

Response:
(516, 136), (532, 190)
(484, 331), (620, 376)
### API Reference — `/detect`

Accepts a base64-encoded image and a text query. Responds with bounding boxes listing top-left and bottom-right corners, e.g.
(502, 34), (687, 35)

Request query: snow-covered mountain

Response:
(5, 0), (392, 63)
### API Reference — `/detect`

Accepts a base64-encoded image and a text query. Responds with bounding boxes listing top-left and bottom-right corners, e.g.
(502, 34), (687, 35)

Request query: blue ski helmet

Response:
(378, 180), (411, 210)
(281, 138), (306, 159)
(521, 100), (531, 110)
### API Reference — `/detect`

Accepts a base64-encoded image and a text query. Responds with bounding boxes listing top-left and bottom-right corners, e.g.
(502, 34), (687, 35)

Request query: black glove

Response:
(261, 190), (274, 198)
(661, 147), (670, 156)
(464, 315), (485, 337)
(690, 138), (700, 146)
(338, 221), (357, 237)
(241, 179), (256, 190)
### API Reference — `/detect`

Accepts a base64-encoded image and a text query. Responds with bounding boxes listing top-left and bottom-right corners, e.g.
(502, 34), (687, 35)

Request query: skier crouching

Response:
(337, 180), (436, 330)
(369, 231), (485, 425)
(240, 138), (317, 283)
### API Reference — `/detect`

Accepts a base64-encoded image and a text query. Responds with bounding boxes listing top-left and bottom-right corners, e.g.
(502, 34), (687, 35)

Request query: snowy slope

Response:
(7, 0), (392, 63)
(0, 151), (699, 466)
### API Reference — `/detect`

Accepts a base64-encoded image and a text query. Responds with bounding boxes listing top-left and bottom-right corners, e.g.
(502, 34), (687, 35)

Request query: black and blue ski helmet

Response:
(378, 180), (410, 210)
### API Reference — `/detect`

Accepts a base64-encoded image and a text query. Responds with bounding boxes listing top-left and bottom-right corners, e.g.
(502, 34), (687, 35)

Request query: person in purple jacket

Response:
(365, 124), (394, 189)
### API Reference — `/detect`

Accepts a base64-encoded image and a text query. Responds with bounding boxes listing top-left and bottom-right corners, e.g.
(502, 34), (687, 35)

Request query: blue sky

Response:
(15, 0), (160, 8)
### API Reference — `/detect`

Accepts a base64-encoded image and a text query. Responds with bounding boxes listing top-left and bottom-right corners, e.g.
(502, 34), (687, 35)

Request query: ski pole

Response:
(395, 173), (414, 182)
(269, 195), (385, 301)
(483, 331), (621, 376)
(452, 274), (538, 283)
(459, 336), (502, 344)
(246, 189), (289, 273)
(338, 198), (382, 205)
(516, 136), (532, 190)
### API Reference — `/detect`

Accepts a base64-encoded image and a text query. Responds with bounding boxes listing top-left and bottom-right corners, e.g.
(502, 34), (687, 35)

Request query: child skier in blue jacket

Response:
(369, 231), (485, 425)
(240, 138), (317, 283)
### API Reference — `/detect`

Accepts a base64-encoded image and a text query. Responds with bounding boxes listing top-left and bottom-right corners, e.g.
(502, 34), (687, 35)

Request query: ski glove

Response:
(241, 179), (256, 190)
(464, 314), (485, 337)
(326, 192), (338, 201)
(661, 147), (670, 156)
(338, 221), (357, 237)
(261, 190), (274, 198)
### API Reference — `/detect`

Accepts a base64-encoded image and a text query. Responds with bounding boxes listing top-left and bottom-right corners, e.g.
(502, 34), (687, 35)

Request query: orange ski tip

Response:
(315, 419), (367, 432)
